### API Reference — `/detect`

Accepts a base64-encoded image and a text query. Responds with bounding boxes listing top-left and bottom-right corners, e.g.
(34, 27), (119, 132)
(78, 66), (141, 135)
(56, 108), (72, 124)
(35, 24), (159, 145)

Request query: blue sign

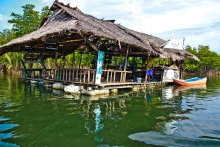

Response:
(95, 51), (104, 84)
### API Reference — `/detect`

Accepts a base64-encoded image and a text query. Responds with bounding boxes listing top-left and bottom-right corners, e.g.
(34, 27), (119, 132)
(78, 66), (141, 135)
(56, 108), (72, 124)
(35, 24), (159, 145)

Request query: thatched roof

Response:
(0, 0), (199, 61)
(159, 48), (199, 61)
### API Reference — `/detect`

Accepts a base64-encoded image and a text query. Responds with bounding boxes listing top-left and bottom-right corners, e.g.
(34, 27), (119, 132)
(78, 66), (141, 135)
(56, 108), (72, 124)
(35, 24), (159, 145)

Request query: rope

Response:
(28, 116), (64, 147)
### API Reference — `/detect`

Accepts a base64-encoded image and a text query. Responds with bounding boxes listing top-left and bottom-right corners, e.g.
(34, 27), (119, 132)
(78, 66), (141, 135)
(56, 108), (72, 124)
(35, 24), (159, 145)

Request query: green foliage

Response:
(1, 52), (23, 71)
(8, 4), (50, 37)
(0, 29), (16, 46)
(111, 56), (124, 65)
(184, 45), (199, 71)
(0, 4), (50, 72)
(184, 45), (220, 71)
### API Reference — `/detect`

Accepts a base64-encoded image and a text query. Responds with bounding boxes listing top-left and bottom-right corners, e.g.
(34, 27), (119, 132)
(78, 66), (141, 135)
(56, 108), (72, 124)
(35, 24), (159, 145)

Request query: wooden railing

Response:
(51, 68), (132, 84)
(54, 68), (96, 84)
(102, 70), (132, 83)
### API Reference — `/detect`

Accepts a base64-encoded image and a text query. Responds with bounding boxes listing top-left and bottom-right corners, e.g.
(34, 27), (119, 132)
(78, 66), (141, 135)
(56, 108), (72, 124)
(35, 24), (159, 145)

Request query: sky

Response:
(0, 0), (220, 53)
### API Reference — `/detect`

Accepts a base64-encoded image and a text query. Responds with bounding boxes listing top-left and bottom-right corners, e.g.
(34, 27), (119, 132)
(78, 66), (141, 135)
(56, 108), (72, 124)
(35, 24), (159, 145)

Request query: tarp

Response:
(160, 38), (184, 49)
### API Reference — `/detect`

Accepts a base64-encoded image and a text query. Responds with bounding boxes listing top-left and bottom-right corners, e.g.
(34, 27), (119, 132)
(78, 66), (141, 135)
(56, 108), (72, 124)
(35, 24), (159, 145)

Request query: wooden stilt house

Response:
(0, 0), (199, 88)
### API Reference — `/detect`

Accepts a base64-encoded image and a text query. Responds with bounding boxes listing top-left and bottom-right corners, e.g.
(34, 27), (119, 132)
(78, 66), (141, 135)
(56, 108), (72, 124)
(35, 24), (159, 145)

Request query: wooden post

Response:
(160, 59), (165, 82)
(110, 71), (113, 83)
(20, 59), (30, 78)
(73, 69), (75, 82)
(145, 54), (150, 83)
(113, 71), (116, 83)
(80, 69), (82, 82)
(69, 69), (71, 81)
(65, 68), (68, 81)
(54, 69), (57, 79)
(88, 70), (90, 83)
(62, 69), (65, 80)
(123, 45), (130, 82)
(107, 71), (109, 83)
(83, 70), (86, 83)
(39, 58), (48, 78)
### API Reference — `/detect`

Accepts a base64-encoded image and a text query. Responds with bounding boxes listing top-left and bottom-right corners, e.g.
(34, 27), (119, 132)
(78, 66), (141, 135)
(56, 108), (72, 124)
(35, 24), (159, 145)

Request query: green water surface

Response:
(0, 74), (220, 147)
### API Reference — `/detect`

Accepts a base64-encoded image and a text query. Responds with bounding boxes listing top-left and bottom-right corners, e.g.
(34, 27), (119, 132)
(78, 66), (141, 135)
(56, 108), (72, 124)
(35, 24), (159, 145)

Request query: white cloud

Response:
(154, 22), (220, 53)
(55, 0), (220, 36)
(0, 14), (2, 21)
(0, 13), (12, 30)
(125, 1), (220, 34)
(40, 0), (54, 4)
(42, 0), (87, 9)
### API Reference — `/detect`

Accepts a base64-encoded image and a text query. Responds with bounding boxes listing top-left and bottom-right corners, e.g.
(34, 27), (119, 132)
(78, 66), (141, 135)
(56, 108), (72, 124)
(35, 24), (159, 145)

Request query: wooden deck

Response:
(21, 67), (169, 90)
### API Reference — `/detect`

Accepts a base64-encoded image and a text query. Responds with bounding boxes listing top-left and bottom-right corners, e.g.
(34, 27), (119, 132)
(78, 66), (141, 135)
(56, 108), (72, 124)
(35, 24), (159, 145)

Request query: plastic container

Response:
(137, 77), (141, 83)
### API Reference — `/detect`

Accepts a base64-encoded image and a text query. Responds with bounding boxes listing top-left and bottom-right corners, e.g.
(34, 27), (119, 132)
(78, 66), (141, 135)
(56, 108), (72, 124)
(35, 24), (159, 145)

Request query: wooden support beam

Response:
(59, 39), (84, 44)
(123, 45), (130, 82)
(84, 37), (98, 52)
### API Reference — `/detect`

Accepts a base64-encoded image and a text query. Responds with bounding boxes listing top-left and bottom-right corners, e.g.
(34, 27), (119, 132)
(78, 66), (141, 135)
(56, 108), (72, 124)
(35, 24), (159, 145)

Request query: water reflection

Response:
(1, 74), (220, 146)
(130, 83), (220, 146)
(173, 84), (206, 92)
(0, 116), (19, 147)
(129, 131), (220, 147)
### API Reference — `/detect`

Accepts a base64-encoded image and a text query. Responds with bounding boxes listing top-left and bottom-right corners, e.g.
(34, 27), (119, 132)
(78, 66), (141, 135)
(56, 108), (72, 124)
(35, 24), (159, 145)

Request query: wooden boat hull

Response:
(173, 77), (207, 86)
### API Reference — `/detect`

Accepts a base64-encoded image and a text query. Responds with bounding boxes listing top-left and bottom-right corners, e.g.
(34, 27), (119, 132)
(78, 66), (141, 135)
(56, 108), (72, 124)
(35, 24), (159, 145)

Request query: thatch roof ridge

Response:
(162, 48), (200, 61)
(54, 2), (159, 53)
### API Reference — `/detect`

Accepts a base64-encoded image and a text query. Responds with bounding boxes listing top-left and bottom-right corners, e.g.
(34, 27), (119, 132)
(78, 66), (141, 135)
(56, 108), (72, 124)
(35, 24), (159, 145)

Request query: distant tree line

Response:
(184, 45), (220, 73)
(0, 4), (220, 74)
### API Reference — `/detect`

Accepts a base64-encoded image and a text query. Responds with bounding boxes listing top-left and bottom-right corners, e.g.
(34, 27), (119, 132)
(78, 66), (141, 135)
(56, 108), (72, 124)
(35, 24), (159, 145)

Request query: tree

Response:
(184, 45), (220, 72)
(196, 45), (220, 71)
(184, 45), (199, 71)
(0, 4), (50, 73)
(0, 29), (16, 46)
(8, 4), (50, 37)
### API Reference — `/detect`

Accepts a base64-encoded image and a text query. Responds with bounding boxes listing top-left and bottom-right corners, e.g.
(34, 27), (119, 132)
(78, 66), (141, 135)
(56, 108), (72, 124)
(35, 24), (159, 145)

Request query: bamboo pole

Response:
(83, 70), (86, 83)
(69, 69), (71, 81)
(88, 70), (90, 83)
(110, 71), (113, 83)
(113, 71), (116, 83)
(107, 71), (109, 83)
(123, 45), (130, 82)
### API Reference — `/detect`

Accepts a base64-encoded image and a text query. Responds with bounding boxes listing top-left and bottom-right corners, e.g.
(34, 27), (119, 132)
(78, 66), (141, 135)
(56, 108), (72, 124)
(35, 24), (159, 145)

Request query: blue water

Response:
(0, 74), (220, 147)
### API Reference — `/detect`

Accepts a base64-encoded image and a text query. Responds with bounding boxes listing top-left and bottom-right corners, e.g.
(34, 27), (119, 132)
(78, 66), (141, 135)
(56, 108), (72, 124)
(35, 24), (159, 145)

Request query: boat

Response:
(173, 77), (207, 86)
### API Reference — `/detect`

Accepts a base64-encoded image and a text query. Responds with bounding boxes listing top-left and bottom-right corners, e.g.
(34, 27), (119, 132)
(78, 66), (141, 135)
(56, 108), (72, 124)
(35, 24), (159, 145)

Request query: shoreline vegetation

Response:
(1, 4), (220, 76)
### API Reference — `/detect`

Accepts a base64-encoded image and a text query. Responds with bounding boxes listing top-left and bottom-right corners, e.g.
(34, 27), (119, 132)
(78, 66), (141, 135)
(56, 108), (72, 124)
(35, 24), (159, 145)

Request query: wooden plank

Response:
(59, 39), (84, 44)
(69, 69), (71, 81)
(110, 71), (113, 83)
(88, 70), (90, 83)
(92, 71), (95, 83)
(65, 69), (68, 81)
(80, 70), (82, 82)
(83, 70), (86, 83)
(72, 69), (75, 81)
(62, 69), (65, 80)
(84, 37), (98, 52)
(102, 69), (132, 73)
(76, 69), (79, 79)
(113, 71), (116, 83)
(120, 72), (123, 82)
(106, 71), (109, 83)
(53, 69), (56, 79)
(123, 45), (130, 82)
